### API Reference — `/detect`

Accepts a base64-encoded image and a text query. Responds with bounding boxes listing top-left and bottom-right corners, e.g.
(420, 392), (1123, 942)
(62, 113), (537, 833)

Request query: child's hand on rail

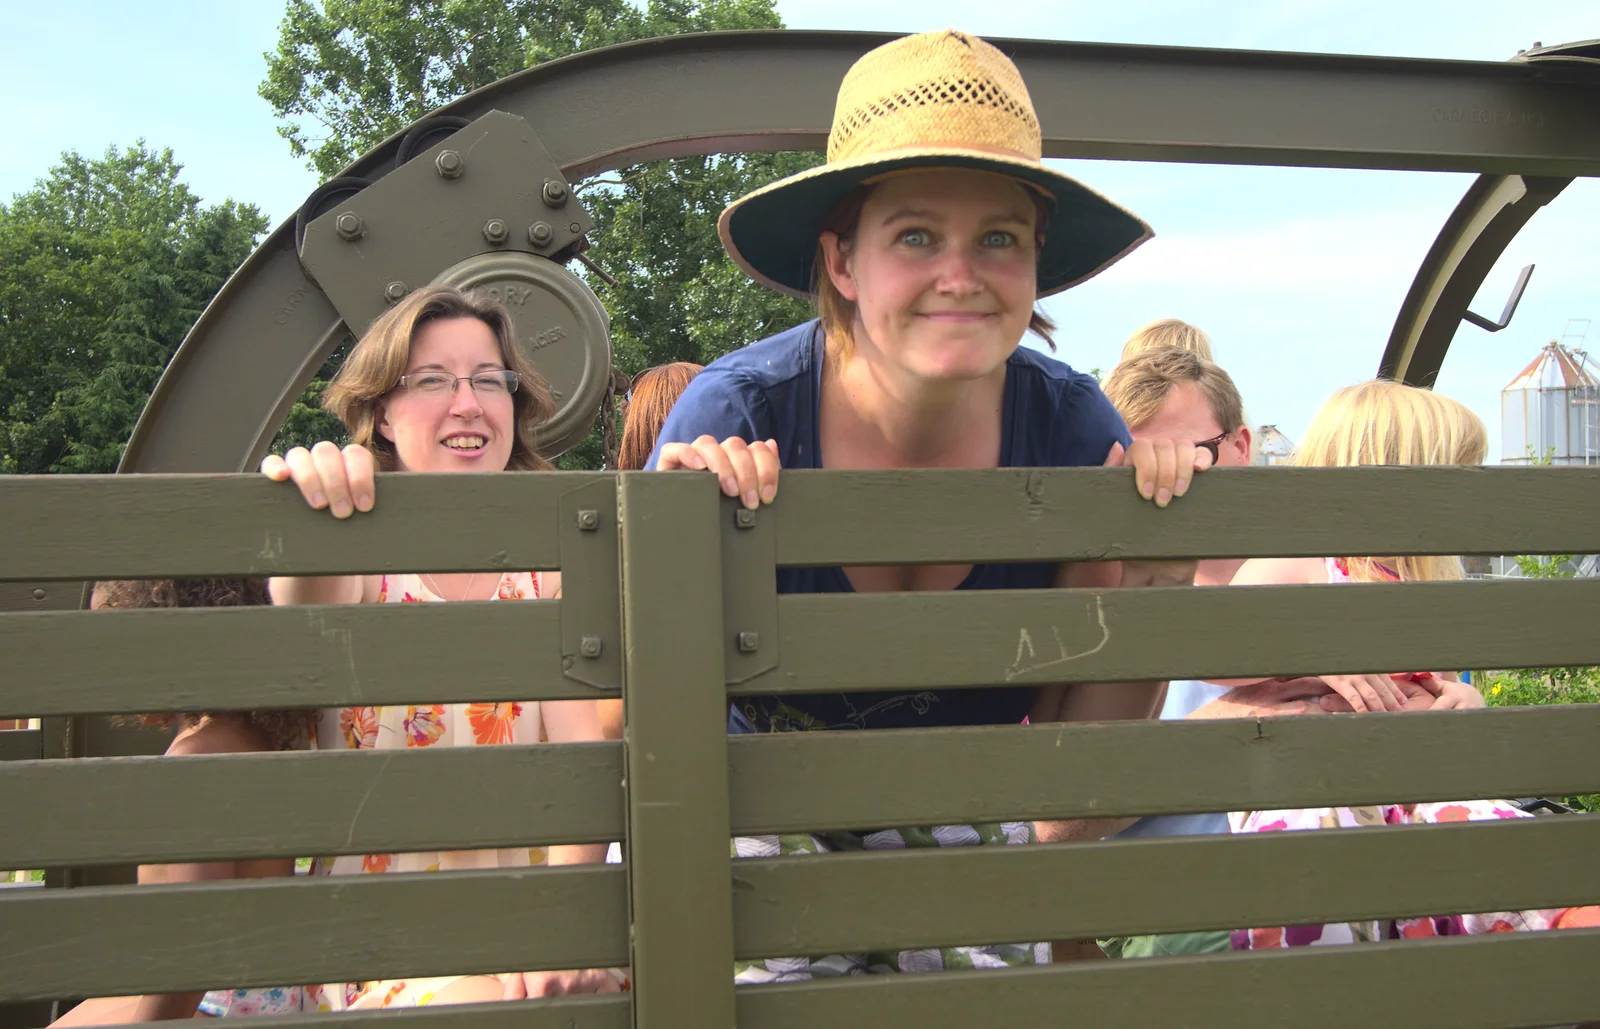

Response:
(655, 435), (781, 510)
(261, 441), (377, 519)
(1104, 438), (1214, 510)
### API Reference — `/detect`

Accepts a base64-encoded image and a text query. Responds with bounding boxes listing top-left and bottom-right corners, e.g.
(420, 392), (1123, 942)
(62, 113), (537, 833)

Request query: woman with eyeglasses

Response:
(261, 285), (622, 1008)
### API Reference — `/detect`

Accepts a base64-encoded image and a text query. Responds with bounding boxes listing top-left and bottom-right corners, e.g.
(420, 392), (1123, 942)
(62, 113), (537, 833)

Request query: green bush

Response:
(1480, 553), (1599, 813)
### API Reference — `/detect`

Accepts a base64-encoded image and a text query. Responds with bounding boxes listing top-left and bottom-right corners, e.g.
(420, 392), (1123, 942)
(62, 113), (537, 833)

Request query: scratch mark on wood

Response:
(1004, 595), (1111, 681)
(343, 751), (393, 849)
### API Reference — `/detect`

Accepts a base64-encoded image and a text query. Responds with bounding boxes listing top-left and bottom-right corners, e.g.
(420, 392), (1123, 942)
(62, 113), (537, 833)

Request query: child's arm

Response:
(132, 718), (294, 1022)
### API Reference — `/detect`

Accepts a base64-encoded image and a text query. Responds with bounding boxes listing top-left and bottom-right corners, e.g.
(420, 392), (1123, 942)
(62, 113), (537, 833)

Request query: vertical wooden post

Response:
(617, 472), (735, 1029)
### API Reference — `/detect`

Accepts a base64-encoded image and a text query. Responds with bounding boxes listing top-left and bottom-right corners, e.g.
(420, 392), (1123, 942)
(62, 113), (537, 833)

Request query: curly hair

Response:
(92, 578), (313, 751)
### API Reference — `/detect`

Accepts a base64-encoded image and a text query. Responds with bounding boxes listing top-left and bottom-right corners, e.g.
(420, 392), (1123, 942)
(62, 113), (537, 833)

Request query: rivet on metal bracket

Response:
(31, 588), (46, 601)
(734, 508), (756, 529)
(542, 179), (568, 207)
(482, 218), (509, 244)
(576, 509), (600, 531)
(528, 221), (554, 245)
(383, 281), (409, 303)
(736, 631), (760, 654)
(435, 149), (465, 179)
(335, 212), (365, 241)
(580, 635), (604, 658)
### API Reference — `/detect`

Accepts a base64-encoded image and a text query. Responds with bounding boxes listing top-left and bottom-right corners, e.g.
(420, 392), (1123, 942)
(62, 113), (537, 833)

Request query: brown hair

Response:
(618, 362), (703, 470)
(92, 579), (312, 751)
(811, 183), (1058, 359)
(1120, 318), (1215, 363)
(321, 285), (558, 472)
(1102, 348), (1244, 436)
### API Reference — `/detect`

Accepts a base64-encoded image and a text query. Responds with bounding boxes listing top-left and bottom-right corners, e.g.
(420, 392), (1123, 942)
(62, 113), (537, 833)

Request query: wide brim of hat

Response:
(718, 148), (1153, 299)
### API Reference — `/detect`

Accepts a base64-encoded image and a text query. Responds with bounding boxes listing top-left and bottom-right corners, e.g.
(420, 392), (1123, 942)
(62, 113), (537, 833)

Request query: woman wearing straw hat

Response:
(649, 29), (1209, 979)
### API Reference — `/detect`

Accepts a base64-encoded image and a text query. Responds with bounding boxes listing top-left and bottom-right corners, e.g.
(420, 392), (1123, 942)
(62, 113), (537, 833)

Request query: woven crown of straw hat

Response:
(827, 30), (1042, 165)
(718, 29), (1152, 300)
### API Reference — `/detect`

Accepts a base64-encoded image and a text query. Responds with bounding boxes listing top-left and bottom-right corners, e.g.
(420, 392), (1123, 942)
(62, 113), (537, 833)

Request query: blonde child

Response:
(1221, 380), (1599, 950)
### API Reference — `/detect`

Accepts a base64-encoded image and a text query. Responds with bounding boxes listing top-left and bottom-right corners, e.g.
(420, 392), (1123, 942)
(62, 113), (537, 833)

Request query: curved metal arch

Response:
(121, 30), (1600, 474)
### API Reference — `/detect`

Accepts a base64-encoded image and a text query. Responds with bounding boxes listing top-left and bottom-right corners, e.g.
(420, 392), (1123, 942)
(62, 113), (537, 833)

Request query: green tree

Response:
(260, 0), (817, 467)
(0, 145), (267, 474)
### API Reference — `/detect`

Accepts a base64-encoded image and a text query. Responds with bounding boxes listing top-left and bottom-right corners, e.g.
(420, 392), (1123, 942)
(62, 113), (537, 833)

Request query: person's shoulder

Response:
(1230, 557), (1325, 586)
(1008, 346), (1110, 412)
(697, 320), (818, 391)
(165, 714), (274, 756)
(1006, 345), (1129, 463)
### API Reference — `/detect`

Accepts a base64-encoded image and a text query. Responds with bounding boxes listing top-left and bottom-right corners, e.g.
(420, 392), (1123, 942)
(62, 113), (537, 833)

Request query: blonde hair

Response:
(322, 286), (557, 472)
(1102, 348), (1243, 436)
(1120, 318), (1214, 363)
(1295, 379), (1487, 583)
(812, 182), (1058, 360)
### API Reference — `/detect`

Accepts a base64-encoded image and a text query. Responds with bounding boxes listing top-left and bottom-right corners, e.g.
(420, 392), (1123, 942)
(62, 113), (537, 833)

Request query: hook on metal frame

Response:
(1463, 263), (1535, 333)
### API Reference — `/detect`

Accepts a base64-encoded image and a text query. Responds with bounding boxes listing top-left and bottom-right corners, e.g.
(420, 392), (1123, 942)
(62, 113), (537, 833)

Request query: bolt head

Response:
(482, 218), (509, 244)
(528, 221), (554, 245)
(734, 508), (756, 529)
(576, 509), (600, 531)
(434, 149), (464, 178)
(334, 211), (365, 241)
(736, 630), (760, 654)
(383, 281), (409, 303)
(31, 588), (46, 601)
(580, 635), (603, 658)
(542, 179), (568, 207)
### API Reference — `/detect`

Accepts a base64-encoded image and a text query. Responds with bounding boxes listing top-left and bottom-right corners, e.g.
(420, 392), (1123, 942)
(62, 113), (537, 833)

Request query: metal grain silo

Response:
(1499, 334), (1600, 467)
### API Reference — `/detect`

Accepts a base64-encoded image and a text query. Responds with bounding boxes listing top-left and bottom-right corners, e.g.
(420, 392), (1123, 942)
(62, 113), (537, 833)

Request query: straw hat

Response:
(718, 29), (1153, 299)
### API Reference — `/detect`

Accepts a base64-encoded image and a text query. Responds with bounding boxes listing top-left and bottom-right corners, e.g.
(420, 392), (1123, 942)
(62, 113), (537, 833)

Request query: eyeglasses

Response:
(394, 370), (520, 396)
(1195, 430), (1230, 464)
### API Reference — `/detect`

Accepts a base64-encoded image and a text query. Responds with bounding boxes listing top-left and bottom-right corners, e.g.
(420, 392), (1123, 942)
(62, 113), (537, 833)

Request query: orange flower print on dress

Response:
(340, 707), (379, 750)
(403, 705), (446, 747)
(361, 853), (392, 874)
(495, 576), (525, 601)
(1431, 805), (1473, 823)
(467, 702), (523, 745)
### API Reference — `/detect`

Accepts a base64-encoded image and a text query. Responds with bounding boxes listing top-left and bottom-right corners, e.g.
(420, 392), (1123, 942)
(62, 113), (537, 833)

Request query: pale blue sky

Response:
(3, 0), (1595, 459)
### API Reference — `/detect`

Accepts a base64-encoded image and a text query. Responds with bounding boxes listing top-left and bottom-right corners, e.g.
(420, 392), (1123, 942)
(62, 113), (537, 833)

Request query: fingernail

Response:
(1156, 487), (1172, 507)
(309, 491), (326, 508)
(760, 484), (776, 503)
(1138, 480), (1154, 499)
(357, 493), (373, 511)
(743, 491), (759, 509)
(332, 502), (352, 519)
(721, 476), (738, 496)
(689, 456), (706, 470)
(1174, 477), (1190, 496)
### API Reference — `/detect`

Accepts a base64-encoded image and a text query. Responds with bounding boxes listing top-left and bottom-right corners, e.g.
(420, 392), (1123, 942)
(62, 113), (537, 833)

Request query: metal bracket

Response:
(558, 479), (622, 690)
(720, 498), (779, 686)
(1463, 263), (1535, 332)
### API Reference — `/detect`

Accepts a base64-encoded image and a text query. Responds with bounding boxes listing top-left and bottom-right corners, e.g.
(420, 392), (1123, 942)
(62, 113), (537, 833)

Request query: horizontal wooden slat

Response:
(0, 867), (628, 1002)
(735, 929), (1600, 1029)
(0, 472), (606, 582)
(750, 579), (1600, 693)
(0, 743), (625, 867)
(727, 705), (1600, 832)
(730, 816), (1600, 958)
(11, 708), (1597, 868)
(0, 729), (39, 762)
(109, 997), (635, 1029)
(771, 465), (1600, 565)
(0, 601), (617, 719)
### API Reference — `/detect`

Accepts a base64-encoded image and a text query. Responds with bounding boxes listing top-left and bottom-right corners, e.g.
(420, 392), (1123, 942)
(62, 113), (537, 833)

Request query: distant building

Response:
(1252, 424), (1295, 466)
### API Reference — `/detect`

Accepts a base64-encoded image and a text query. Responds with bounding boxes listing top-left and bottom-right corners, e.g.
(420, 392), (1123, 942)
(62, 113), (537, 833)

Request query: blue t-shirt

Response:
(650, 320), (1130, 732)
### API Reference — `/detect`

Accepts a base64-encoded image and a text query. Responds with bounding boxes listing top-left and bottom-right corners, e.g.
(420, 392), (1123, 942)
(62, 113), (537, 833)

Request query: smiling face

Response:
(821, 168), (1040, 383)
(376, 316), (516, 473)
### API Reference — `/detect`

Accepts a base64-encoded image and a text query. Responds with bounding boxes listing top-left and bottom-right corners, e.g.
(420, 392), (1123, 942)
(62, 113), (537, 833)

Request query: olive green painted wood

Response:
(0, 601), (621, 720)
(725, 706), (1600, 832)
(0, 729), (40, 762)
(0, 473), (605, 582)
(769, 466), (1600, 565)
(116, 998), (634, 1029)
(617, 472), (736, 1029)
(14, 707), (1598, 868)
(0, 867), (628, 1002)
(745, 579), (1600, 693)
(0, 743), (624, 868)
(729, 817), (1600, 958)
(557, 478), (624, 690)
(733, 929), (1600, 1029)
